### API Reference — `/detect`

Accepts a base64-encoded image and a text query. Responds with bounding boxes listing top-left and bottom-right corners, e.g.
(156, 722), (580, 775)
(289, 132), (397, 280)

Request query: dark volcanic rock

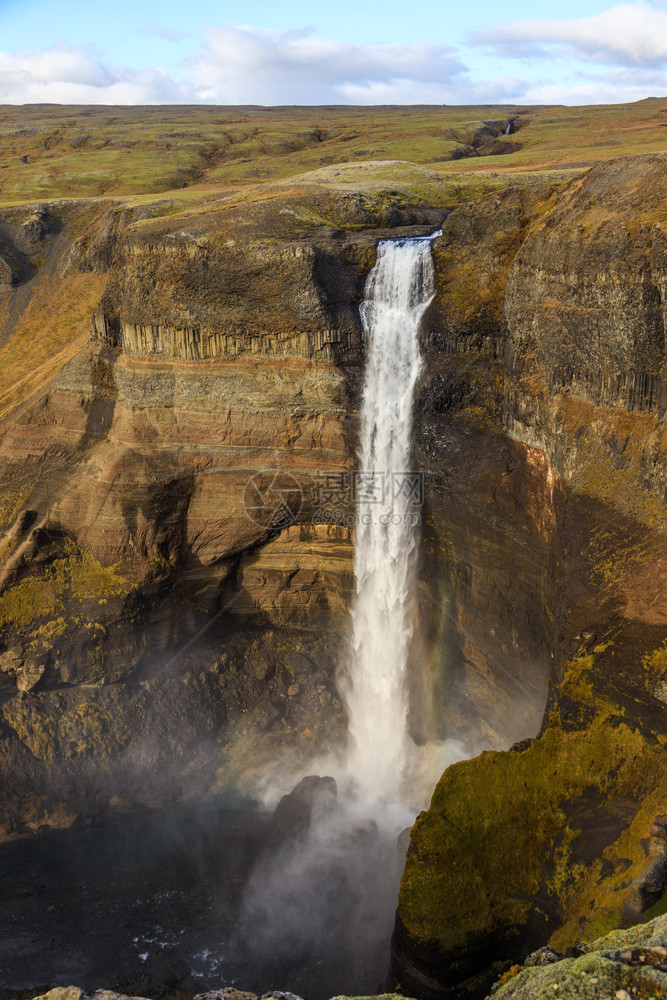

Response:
(273, 774), (338, 835)
(195, 991), (260, 1000)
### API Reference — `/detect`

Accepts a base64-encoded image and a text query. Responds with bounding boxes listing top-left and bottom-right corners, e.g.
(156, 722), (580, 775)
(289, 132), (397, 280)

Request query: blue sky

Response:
(1, 0), (666, 104)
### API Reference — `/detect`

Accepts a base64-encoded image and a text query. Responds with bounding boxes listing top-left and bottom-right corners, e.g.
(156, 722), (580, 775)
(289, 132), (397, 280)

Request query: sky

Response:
(1, 0), (667, 105)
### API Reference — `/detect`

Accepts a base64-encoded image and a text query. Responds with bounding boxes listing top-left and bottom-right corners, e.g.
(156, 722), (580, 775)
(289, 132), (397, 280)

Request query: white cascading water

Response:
(241, 234), (464, 994)
(341, 233), (439, 805)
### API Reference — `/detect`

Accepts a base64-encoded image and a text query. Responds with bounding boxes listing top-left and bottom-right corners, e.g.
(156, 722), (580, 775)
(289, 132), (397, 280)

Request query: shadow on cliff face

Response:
(413, 421), (554, 752)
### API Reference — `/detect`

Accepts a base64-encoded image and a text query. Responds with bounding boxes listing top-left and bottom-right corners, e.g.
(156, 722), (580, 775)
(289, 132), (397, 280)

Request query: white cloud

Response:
(0, 29), (466, 106)
(471, 1), (667, 67)
(0, 19), (665, 109)
(0, 44), (192, 103)
(185, 25), (465, 104)
(511, 66), (667, 104)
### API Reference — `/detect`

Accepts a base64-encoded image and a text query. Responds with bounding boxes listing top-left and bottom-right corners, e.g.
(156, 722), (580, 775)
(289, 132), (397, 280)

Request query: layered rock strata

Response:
(4, 154), (667, 1000)
(395, 155), (667, 997)
(0, 183), (450, 836)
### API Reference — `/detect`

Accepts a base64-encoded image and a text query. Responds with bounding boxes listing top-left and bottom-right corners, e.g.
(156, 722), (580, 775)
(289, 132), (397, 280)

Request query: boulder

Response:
(0, 648), (23, 677)
(273, 774), (337, 836)
(16, 656), (46, 692)
(22, 206), (51, 243)
(260, 993), (305, 1000)
(493, 914), (667, 1000)
(31, 991), (143, 1000)
(195, 991), (258, 1000)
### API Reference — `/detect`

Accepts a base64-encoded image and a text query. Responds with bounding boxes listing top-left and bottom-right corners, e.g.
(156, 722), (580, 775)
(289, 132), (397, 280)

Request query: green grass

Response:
(440, 99), (667, 174)
(1, 99), (667, 207)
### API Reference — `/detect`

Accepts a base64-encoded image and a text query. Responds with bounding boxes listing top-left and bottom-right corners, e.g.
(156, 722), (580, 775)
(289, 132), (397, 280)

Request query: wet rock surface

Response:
(273, 775), (338, 836)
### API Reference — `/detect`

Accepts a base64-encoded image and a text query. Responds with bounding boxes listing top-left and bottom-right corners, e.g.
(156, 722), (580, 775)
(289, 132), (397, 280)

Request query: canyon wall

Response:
(0, 183), (456, 836)
(394, 155), (667, 998)
(2, 154), (667, 1000)
(0, 193), (363, 834)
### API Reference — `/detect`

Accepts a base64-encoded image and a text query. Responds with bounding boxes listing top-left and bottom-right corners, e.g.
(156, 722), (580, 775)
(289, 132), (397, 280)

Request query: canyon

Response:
(1, 103), (667, 1000)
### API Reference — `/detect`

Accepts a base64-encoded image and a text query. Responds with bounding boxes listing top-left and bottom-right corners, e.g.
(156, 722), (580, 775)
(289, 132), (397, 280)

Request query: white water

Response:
(241, 235), (467, 992)
(340, 234), (438, 806)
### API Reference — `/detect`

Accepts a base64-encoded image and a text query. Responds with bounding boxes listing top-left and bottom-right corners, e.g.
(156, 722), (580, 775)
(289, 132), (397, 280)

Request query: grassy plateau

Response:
(1, 98), (667, 207)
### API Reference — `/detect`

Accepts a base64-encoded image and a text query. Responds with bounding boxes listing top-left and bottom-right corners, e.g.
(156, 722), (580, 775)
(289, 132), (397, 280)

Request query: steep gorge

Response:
(1, 153), (667, 998)
(0, 181), (447, 836)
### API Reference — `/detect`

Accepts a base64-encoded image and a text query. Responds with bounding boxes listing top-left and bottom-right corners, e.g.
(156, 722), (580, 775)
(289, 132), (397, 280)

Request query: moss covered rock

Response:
(495, 913), (667, 1000)
(393, 650), (667, 999)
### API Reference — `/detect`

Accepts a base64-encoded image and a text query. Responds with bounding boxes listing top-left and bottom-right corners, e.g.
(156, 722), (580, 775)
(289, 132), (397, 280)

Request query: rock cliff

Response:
(394, 155), (667, 997)
(0, 180), (443, 836)
(3, 149), (667, 1000)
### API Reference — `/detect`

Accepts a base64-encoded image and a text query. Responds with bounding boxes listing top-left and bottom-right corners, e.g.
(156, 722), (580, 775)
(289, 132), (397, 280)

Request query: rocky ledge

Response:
(27, 989), (416, 1000)
(492, 912), (667, 1000)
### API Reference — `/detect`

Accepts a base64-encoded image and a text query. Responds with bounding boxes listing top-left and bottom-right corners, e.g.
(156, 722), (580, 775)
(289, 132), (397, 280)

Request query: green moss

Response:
(0, 573), (60, 626)
(0, 542), (134, 632)
(329, 995), (418, 1000)
(557, 402), (667, 534)
(591, 916), (667, 951)
(3, 701), (59, 762)
(399, 652), (666, 956)
(497, 965), (525, 987)
(643, 640), (667, 679)
(559, 653), (607, 713)
(3, 688), (133, 763)
(29, 616), (69, 651)
(496, 950), (667, 1000)
(552, 773), (667, 947)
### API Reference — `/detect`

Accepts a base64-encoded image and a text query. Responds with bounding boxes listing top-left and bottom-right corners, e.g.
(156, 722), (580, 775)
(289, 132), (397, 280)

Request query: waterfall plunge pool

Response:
(0, 791), (410, 1000)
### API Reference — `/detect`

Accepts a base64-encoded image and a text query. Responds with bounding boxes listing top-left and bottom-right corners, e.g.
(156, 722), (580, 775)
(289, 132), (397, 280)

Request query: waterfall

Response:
(341, 233), (438, 805)
(237, 232), (466, 997)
